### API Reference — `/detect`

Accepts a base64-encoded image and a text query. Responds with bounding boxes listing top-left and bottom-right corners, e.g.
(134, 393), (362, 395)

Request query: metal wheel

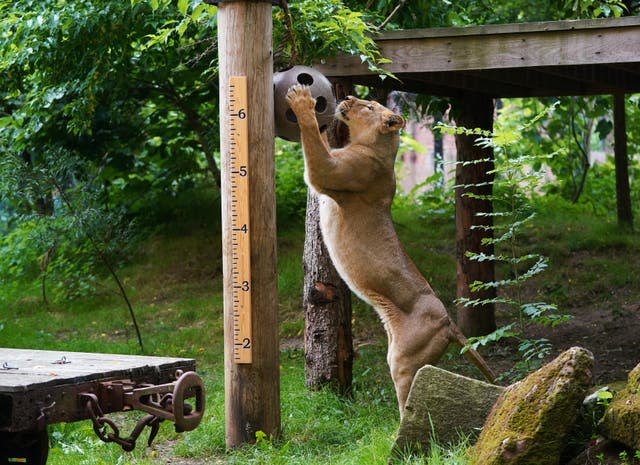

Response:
(0, 429), (49, 465)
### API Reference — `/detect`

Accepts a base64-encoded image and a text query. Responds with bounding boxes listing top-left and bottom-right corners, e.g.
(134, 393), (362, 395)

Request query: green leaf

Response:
(177, 18), (189, 38)
(462, 324), (517, 353)
(597, 390), (613, 402)
(190, 3), (207, 21)
(178, 0), (189, 16)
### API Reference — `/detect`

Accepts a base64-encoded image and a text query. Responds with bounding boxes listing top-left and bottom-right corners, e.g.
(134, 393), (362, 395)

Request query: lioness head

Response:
(336, 96), (405, 144)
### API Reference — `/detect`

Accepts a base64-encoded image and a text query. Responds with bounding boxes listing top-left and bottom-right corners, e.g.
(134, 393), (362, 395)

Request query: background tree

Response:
(0, 0), (221, 301)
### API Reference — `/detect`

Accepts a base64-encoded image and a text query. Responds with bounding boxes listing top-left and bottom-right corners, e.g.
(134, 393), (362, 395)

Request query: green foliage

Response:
(438, 103), (572, 380)
(500, 97), (611, 203)
(570, 0), (629, 18)
(273, 0), (391, 76)
(275, 140), (307, 225)
(0, 0), (223, 306)
(0, 149), (129, 302)
(0, 0), (221, 220)
(496, 95), (640, 218)
(346, 0), (635, 29)
(393, 172), (455, 225)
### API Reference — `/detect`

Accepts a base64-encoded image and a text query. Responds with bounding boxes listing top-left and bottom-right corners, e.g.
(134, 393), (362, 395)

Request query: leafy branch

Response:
(436, 101), (572, 380)
(49, 175), (145, 352)
(273, 0), (393, 77)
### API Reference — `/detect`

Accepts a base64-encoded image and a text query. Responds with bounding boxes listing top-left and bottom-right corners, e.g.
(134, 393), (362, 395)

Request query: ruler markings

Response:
(228, 75), (252, 364)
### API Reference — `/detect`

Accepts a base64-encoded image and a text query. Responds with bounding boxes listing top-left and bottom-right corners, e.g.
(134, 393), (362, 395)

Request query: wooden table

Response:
(0, 348), (201, 464)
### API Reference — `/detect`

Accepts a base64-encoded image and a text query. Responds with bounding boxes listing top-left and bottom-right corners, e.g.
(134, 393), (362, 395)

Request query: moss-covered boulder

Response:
(392, 365), (505, 455)
(468, 347), (594, 465)
(599, 361), (640, 449)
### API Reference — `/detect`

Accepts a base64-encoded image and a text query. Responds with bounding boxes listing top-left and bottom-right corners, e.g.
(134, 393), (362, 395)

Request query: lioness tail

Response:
(449, 323), (496, 384)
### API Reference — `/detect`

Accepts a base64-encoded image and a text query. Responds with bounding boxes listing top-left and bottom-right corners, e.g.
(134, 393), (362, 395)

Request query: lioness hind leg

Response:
(387, 349), (417, 415)
(388, 326), (451, 416)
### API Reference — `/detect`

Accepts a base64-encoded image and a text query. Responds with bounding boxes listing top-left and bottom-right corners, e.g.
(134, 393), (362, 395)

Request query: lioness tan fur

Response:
(285, 84), (495, 414)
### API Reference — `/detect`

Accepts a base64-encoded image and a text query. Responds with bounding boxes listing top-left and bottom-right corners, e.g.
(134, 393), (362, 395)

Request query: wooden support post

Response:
(453, 93), (497, 337)
(613, 92), (633, 230)
(218, 1), (280, 447)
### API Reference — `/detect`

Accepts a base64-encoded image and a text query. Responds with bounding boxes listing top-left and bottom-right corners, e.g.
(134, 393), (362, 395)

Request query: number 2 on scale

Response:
(229, 76), (252, 364)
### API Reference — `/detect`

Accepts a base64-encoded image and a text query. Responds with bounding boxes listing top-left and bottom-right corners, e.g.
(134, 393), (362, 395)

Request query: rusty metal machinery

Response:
(0, 349), (206, 464)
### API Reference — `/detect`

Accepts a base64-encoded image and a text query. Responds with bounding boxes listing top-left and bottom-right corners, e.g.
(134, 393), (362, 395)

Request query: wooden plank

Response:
(316, 18), (640, 77)
(377, 16), (640, 40)
(0, 348), (193, 392)
(227, 75), (253, 364)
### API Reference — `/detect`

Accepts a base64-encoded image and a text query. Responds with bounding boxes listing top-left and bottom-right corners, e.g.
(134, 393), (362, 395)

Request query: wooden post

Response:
(218, 0), (280, 447)
(613, 92), (633, 230)
(453, 93), (497, 337)
(303, 80), (354, 395)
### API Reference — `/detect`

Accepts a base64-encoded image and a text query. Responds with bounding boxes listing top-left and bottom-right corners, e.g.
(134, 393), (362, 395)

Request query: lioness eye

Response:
(367, 105), (373, 111)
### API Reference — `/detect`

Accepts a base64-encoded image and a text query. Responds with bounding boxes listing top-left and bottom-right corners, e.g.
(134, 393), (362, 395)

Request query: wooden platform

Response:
(0, 348), (196, 432)
(315, 16), (640, 97)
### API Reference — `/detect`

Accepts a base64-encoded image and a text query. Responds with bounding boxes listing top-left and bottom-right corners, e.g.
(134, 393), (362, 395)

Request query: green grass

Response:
(2, 189), (639, 464)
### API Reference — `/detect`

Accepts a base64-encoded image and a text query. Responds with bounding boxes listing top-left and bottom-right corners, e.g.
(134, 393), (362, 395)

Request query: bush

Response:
(275, 140), (307, 225)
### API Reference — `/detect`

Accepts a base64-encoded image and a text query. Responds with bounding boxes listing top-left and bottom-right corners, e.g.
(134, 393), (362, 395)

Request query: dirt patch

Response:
(526, 301), (640, 384)
(484, 247), (640, 385)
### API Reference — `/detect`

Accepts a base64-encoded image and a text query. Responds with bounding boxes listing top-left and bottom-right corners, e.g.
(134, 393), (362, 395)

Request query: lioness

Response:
(285, 84), (495, 414)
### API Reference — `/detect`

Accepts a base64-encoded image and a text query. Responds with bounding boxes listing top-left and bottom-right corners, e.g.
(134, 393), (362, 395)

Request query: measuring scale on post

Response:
(228, 76), (252, 364)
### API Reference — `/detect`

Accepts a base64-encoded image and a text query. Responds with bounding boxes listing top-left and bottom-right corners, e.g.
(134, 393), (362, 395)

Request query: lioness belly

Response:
(318, 194), (425, 311)
(318, 195), (371, 303)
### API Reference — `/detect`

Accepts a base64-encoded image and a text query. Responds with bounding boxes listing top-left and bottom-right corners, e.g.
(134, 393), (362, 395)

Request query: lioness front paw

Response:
(285, 84), (316, 117)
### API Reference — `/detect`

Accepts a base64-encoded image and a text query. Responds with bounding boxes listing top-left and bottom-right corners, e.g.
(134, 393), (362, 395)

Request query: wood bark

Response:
(614, 92), (633, 229)
(453, 93), (497, 337)
(218, 1), (280, 447)
(302, 80), (354, 395)
(303, 193), (353, 394)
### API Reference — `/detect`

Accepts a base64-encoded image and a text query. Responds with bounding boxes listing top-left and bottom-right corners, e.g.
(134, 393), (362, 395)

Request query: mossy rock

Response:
(468, 347), (594, 465)
(392, 365), (505, 456)
(599, 361), (640, 449)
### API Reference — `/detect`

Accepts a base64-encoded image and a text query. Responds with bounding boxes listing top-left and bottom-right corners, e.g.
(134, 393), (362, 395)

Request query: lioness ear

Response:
(380, 114), (405, 134)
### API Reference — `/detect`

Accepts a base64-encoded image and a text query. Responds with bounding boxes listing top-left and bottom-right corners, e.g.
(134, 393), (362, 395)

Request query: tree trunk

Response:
(303, 193), (353, 394)
(302, 79), (354, 395)
(453, 93), (497, 337)
(613, 92), (633, 230)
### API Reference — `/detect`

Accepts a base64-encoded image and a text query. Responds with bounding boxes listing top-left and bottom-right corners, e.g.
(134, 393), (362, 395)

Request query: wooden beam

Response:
(218, 0), (280, 447)
(377, 16), (640, 40)
(316, 17), (640, 84)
